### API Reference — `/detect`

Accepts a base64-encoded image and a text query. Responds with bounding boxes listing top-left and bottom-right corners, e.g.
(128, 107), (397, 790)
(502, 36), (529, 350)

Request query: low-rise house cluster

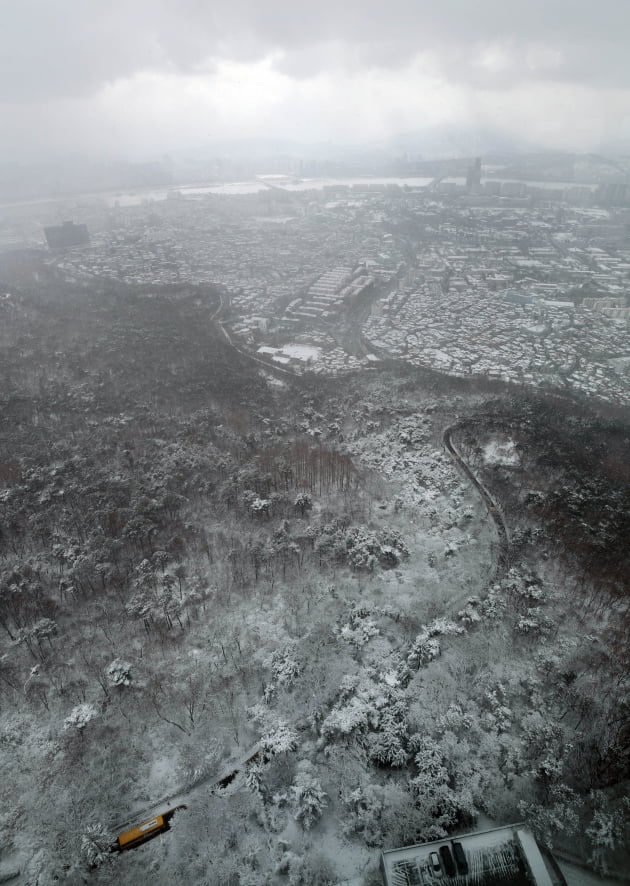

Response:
(30, 176), (629, 403)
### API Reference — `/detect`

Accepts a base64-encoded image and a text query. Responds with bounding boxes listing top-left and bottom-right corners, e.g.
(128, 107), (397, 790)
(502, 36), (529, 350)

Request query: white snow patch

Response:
(483, 439), (520, 466)
(148, 755), (178, 795)
(280, 344), (322, 362)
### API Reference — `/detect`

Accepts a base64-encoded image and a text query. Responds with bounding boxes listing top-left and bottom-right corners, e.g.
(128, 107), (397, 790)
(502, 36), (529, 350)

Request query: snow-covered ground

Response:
(281, 344), (322, 362)
(483, 439), (520, 466)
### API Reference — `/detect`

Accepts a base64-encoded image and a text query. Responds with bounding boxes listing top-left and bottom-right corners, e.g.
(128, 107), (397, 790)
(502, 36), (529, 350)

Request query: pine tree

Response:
(81, 823), (113, 869)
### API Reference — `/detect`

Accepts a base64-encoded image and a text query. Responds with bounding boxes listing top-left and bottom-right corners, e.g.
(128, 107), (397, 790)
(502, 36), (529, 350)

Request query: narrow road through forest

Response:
(443, 424), (510, 581)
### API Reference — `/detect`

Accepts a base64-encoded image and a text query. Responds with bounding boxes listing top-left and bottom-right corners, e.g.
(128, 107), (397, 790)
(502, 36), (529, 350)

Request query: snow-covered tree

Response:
(344, 782), (397, 846)
(340, 525), (409, 572)
(436, 703), (475, 734)
(406, 734), (477, 836)
(366, 723), (408, 768)
(80, 823), (113, 869)
(407, 618), (464, 669)
(264, 644), (301, 700)
(63, 703), (98, 732)
(16, 617), (57, 658)
(321, 670), (410, 766)
(407, 632), (441, 668)
(294, 492), (312, 516)
(287, 850), (337, 886)
(518, 784), (582, 848)
(261, 721), (298, 757)
(244, 761), (264, 797)
(105, 658), (132, 687)
(584, 792), (630, 874)
(482, 684), (513, 734)
(291, 761), (327, 829)
(250, 497), (271, 518)
(151, 549), (170, 572)
(366, 689), (409, 767)
(321, 673), (382, 741)
(337, 616), (380, 649)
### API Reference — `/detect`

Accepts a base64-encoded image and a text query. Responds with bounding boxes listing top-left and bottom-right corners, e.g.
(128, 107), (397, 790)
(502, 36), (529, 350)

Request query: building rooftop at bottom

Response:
(380, 823), (566, 886)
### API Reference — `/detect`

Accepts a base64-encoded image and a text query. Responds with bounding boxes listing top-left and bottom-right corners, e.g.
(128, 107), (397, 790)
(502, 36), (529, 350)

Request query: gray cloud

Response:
(1, 0), (628, 163)
(2, 0), (629, 102)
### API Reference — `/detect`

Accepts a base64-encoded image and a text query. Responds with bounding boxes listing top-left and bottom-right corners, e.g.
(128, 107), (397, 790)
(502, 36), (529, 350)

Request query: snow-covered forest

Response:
(0, 268), (628, 885)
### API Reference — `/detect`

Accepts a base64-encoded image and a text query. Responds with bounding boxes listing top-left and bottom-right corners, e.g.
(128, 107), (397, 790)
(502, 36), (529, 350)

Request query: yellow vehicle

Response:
(113, 806), (186, 852)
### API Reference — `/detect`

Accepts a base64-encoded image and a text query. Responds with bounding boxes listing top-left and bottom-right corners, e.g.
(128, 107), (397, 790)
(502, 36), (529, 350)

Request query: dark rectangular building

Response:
(380, 823), (564, 886)
(44, 221), (90, 250)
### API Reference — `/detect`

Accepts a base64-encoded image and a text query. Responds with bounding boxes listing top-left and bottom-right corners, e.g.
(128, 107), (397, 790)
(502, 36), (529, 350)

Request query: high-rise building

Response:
(466, 157), (482, 190)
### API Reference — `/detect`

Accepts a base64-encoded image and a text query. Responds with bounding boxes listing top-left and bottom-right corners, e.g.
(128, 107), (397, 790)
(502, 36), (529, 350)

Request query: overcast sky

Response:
(2, 0), (630, 162)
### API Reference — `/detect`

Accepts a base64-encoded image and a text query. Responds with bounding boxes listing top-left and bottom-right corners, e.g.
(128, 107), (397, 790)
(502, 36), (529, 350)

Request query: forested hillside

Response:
(0, 273), (628, 885)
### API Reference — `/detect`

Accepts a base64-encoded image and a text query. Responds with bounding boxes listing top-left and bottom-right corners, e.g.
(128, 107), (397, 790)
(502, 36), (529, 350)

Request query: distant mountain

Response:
(380, 125), (542, 160)
(168, 129), (542, 181)
(186, 128), (539, 164)
(5, 128), (627, 204)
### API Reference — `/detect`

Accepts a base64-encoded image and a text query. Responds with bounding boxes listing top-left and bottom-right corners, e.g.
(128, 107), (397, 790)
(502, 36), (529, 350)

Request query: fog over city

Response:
(2, 0), (630, 161)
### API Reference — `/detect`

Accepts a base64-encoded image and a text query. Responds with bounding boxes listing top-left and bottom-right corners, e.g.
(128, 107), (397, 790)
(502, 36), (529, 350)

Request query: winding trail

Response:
(443, 424), (510, 581)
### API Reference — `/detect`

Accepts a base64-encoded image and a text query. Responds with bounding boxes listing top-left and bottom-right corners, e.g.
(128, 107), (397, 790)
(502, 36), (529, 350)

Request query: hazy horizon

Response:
(2, 0), (630, 164)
